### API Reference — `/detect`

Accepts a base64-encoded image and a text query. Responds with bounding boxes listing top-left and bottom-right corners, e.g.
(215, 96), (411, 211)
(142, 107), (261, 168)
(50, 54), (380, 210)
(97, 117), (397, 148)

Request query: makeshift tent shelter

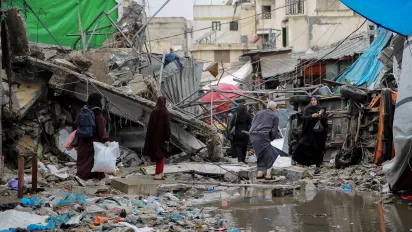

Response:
(336, 28), (392, 88)
(22, 0), (118, 48)
(341, 0), (412, 36)
(382, 35), (412, 192)
(202, 61), (252, 89)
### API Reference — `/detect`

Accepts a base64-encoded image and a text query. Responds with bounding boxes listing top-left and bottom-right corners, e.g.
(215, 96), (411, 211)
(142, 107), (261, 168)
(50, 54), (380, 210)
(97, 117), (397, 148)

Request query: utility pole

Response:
(0, 0), (3, 175)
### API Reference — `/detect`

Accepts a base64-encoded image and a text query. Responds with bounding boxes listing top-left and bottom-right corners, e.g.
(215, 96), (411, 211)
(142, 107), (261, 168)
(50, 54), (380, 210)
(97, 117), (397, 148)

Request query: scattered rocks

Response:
(273, 166), (311, 182)
(317, 164), (388, 193)
(66, 51), (93, 71)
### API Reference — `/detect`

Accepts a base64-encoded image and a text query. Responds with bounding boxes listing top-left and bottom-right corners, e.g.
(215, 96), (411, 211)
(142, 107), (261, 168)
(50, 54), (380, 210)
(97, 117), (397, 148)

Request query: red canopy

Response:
(200, 83), (241, 103)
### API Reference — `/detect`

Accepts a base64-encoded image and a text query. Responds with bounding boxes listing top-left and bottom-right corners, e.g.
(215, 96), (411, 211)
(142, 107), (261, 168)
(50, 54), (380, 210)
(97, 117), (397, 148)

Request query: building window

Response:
(240, 35), (248, 43)
(282, 27), (288, 47)
(214, 50), (230, 63)
(230, 21), (239, 31)
(262, 5), (272, 19)
(212, 21), (221, 31)
(286, 0), (305, 15)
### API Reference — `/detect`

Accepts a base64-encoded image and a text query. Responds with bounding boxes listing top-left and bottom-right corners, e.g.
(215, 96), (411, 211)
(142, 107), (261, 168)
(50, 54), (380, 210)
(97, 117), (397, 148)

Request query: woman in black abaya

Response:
(292, 96), (328, 174)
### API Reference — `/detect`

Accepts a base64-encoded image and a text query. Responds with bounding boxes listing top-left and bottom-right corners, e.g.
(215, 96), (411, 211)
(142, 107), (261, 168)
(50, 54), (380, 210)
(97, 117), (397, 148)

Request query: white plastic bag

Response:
(91, 142), (120, 173)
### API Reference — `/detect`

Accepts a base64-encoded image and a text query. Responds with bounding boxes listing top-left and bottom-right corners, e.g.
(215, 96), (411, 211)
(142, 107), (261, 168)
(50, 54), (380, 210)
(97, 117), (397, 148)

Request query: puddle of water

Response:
(208, 188), (412, 232)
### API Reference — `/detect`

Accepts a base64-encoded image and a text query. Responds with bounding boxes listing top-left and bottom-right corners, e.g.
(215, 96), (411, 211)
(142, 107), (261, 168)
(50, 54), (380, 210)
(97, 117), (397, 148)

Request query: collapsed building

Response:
(0, 3), (223, 191)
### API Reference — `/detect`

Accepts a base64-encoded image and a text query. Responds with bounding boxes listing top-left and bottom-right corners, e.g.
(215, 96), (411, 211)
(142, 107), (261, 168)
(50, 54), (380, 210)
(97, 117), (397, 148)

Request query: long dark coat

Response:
(144, 96), (171, 162)
(292, 101), (328, 166)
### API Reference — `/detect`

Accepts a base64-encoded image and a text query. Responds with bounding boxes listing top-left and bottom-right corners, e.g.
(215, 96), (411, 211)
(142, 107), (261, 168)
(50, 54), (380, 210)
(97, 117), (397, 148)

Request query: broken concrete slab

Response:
(66, 51), (93, 71)
(111, 175), (175, 195)
(85, 48), (134, 84)
(110, 127), (145, 151)
(2, 71), (45, 119)
(119, 146), (142, 167)
(272, 166), (311, 182)
(128, 76), (148, 95)
(170, 123), (206, 154)
(141, 163), (251, 176)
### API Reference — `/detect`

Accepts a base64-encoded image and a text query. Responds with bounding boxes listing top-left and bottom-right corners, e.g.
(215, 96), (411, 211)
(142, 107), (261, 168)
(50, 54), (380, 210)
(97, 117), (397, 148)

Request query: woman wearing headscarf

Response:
(228, 104), (253, 163)
(75, 93), (110, 186)
(292, 96), (328, 174)
(144, 96), (171, 180)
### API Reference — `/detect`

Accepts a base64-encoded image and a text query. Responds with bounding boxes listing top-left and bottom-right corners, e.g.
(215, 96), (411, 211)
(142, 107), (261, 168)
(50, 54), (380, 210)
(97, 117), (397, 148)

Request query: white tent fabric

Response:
(382, 35), (412, 191)
(202, 61), (252, 90)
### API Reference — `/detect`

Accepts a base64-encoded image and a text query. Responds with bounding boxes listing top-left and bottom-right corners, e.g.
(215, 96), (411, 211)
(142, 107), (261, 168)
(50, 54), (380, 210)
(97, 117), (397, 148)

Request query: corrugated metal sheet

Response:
(300, 35), (370, 60)
(336, 28), (392, 88)
(161, 58), (203, 115)
(260, 53), (300, 77)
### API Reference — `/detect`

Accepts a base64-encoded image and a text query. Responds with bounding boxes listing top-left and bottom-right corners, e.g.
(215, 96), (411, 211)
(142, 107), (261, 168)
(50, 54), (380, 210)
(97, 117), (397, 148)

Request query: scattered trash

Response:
(263, 218), (272, 220)
(0, 210), (49, 230)
(210, 187), (216, 192)
(9, 179), (27, 190)
(247, 154), (257, 163)
(47, 164), (69, 179)
(222, 199), (229, 207)
(343, 184), (353, 194)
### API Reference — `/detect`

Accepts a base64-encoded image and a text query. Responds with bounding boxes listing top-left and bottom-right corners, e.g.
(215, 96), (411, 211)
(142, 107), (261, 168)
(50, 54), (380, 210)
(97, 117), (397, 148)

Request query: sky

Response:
(147, 0), (229, 20)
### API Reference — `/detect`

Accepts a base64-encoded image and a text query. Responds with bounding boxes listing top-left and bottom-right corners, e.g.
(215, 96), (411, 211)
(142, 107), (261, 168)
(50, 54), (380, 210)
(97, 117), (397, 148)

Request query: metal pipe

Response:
(18, 156), (24, 198)
(212, 87), (238, 106)
(216, 89), (311, 95)
(158, 53), (166, 84)
(32, 152), (37, 192)
(84, 3), (120, 48)
(73, 11), (104, 48)
(85, 24), (112, 33)
(132, 0), (172, 41)
(176, 89), (201, 106)
(179, 91), (211, 108)
(67, 32), (114, 36)
(77, 9), (86, 51)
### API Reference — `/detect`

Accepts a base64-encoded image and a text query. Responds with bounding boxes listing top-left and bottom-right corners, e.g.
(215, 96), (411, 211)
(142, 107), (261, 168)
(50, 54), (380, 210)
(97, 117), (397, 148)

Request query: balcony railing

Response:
(286, 0), (305, 15)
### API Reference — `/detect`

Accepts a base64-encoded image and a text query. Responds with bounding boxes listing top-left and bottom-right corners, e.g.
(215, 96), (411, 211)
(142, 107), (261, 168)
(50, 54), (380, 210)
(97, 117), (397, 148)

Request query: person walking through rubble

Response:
(75, 93), (110, 186)
(144, 96), (171, 180)
(292, 96), (328, 175)
(227, 104), (252, 163)
(249, 101), (279, 180)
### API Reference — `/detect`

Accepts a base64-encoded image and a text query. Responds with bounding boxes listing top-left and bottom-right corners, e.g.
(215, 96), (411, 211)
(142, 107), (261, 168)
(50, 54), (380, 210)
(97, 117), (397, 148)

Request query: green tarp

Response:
(22, 0), (118, 49)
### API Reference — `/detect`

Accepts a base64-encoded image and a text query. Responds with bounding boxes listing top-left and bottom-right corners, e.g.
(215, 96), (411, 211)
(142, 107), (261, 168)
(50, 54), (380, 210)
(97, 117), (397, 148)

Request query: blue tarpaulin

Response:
(336, 28), (392, 87)
(341, 0), (412, 36)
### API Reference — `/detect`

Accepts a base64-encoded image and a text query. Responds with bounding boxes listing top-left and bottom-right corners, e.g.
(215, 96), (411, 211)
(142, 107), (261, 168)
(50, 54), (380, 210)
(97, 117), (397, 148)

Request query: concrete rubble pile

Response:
(2, 2), (221, 175)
